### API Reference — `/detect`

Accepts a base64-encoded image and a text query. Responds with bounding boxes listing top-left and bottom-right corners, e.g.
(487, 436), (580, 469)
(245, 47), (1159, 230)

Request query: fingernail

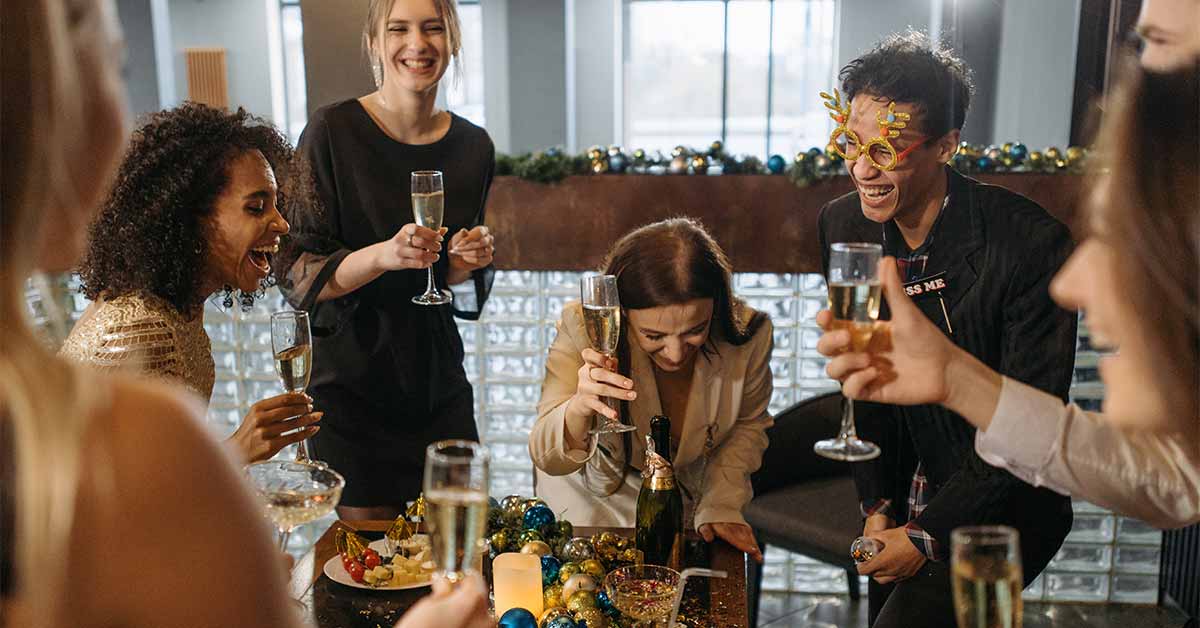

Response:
(304, 394), (313, 402)
(307, 404), (314, 412)
(627, 391), (636, 399)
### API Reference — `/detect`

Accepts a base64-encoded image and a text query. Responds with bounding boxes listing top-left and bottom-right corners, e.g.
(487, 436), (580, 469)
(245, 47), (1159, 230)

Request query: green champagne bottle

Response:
(636, 415), (683, 566)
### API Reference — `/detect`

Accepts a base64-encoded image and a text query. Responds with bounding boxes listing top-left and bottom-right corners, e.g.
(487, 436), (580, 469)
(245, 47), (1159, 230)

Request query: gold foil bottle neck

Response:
(642, 434), (675, 484)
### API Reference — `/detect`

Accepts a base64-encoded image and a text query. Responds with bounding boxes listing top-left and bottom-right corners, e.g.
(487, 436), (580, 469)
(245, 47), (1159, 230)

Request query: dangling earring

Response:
(372, 60), (383, 89)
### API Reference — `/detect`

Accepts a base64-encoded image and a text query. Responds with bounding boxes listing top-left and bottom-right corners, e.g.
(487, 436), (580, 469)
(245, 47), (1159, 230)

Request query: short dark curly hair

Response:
(840, 30), (974, 138)
(77, 103), (293, 312)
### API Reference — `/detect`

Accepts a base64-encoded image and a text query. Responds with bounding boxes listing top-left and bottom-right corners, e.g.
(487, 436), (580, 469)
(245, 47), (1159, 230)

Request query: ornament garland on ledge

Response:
(494, 140), (1091, 187)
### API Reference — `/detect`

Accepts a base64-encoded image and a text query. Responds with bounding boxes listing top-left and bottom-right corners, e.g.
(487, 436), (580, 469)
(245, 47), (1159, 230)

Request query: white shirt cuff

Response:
(975, 377), (1069, 486)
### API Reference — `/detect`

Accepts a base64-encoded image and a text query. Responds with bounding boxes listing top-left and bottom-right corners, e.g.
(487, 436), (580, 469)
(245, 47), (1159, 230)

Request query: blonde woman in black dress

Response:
(278, 0), (496, 520)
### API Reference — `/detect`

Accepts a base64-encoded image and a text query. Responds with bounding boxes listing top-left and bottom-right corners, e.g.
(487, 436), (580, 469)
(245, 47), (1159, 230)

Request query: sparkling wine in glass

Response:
(245, 460), (343, 551)
(411, 170), (452, 306)
(423, 440), (490, 585)
(271, 310), (314, 462)
(604, 564), (683, 628)
(952, 526), (1024, 628)
(814, 242), (882, 461)
(581, 274), (637, 435)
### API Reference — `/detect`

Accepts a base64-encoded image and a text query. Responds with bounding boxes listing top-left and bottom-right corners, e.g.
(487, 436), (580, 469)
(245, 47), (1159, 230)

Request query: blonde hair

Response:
(2, 0), (101, 624)
(361, 0), (464, 87)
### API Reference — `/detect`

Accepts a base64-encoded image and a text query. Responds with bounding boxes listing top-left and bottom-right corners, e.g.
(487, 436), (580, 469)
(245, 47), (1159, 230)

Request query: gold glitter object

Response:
(335, 528), (369, 560)
(820, 89), (918, 172)
(59, 292), (214, 399)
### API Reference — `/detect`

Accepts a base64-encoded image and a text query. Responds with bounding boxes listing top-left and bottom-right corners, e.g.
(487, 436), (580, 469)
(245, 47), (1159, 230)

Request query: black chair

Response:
(746, 392), (864, 626)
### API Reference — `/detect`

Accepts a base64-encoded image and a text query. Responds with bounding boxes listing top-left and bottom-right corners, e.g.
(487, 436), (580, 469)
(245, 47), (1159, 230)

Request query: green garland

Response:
(495, 140), (1090, 187)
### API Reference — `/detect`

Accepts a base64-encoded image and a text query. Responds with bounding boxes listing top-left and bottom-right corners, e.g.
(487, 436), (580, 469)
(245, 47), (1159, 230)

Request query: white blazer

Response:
(528, 301), (774, 529)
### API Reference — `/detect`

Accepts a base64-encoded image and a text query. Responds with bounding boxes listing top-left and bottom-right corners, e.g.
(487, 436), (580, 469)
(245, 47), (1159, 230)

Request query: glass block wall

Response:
(27, 271), (1162, 603)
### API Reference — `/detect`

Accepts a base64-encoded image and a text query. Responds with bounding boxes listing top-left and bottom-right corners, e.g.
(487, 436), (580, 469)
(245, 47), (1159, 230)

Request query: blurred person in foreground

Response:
(0, 1), (490, 627)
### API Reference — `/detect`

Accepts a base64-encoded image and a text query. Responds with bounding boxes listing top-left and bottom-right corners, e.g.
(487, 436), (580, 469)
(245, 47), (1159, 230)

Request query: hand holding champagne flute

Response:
(423, 440), (490, 585)
(411, 170), (453, 306)
(814, 243), (883, 461)
(271, 310), (314, 462)
(581, 274), (637, 435)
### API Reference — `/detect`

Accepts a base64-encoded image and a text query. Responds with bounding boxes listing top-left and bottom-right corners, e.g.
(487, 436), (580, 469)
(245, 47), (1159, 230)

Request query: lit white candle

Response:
(493, 552), (543, 618)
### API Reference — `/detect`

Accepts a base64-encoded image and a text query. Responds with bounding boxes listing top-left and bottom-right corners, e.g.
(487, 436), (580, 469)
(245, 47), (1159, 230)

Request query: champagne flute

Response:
(411, 170), (453, 306)
(951, 526), (1024, 628)
(581, 274), (637, 434)
(814, 242), (882, 461)
(423, 440), (490, 585)
(271, 310), (314, 462)
(245, 460), (344, 552)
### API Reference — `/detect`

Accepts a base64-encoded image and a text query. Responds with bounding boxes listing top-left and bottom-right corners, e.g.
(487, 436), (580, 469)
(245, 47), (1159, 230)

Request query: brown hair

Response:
(361, 0), (463, 85)
(1096, 57), (1199, 420)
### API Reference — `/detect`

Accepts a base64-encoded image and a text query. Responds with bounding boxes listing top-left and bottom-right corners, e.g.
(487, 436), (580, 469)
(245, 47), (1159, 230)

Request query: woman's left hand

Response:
(448, 225), (495, 273)
(699, 522), (763, 563)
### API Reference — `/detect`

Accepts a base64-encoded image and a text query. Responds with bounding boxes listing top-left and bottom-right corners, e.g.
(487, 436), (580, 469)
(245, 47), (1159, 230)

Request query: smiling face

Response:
(626, 299), (715, 372)
(1049, 178), (1171, 430)
(373, 0), (452, 96)
(845, 94), (958, 225)
(202, 150), (289, 295)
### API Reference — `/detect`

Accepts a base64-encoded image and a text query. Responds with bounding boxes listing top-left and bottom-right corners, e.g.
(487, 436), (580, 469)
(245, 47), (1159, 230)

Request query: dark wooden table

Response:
(291, 520), (750, 628)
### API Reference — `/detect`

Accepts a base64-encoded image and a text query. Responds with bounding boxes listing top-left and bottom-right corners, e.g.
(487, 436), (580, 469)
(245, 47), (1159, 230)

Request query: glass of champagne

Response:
(581, 274), (637, 434)
(271, 310), (314, 462)
(814, 242), (883, 461)
(423, 440), (490, 585)
(245, 460), (344, 551)
(411, 170), (452, 306)
(952, 526), (1024, 628)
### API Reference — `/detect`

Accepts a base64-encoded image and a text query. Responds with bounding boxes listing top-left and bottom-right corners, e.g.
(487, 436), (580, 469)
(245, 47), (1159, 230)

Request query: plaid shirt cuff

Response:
(904, 521), (943, 562)
(860, 498), (894, 520)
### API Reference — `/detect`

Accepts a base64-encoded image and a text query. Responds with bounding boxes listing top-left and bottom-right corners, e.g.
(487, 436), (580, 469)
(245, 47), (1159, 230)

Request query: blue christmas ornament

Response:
(541, 555), (562, 586)
(545, 147), (563, 158)
(545, 617), (579, 628)
(608, 153), (628, 174)
(523, 504), (556, 531)
(489, 496), (501, 509)
(1008, 142), (1028, 161)
(595, 590), (617, 616)
(807, 147), (823, 159)
(767, 154), (786, 174)
(975, 156), (994, 172)
(498, 608), (538, 628)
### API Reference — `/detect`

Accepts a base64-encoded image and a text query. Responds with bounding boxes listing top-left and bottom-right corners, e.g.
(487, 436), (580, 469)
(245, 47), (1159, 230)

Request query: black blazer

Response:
(818, 168), (1077, 582)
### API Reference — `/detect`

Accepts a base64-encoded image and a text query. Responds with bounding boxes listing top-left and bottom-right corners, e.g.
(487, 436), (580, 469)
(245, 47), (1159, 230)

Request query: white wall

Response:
(992, 0), (1081, 148)
(166, 0), (277, 121)
(116, 0), (162, 117)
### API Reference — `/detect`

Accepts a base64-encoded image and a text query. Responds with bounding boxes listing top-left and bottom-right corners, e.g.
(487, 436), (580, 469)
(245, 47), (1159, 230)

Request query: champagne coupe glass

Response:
(411, 170), (452, 306)
(951, 526), (1024, 628)
(271, 310), (313, 462)
(581, 274), (636, 434)
(423, 440), (490, 585)
(814, 242), (883, 461)
(604, 564), (682, 628)
(245, 460), (343, 552)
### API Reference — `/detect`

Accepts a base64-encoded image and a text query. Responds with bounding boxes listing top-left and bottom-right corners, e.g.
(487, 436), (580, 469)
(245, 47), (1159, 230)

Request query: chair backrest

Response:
(752, 391), (849, 495)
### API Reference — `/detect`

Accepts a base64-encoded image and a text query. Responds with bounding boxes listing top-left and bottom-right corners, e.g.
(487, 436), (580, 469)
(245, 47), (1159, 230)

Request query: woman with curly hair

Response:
(278, 0), (496, 519)
(60, 102), (322, 464)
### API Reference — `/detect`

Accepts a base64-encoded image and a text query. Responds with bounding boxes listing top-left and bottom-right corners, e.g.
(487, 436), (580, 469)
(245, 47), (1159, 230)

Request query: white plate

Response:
(322, 539), (433, 591)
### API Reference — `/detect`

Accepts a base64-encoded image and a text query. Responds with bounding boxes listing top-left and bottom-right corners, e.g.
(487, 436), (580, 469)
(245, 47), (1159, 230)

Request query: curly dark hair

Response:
(77, 102), (293, 312)
(840, 30), (974, 137)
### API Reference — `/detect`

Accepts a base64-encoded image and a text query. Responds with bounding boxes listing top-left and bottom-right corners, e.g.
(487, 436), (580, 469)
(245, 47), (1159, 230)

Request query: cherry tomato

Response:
(363, 550), (381, 570)
(347, 560), (365, 583)
(342, 554), (354, 570)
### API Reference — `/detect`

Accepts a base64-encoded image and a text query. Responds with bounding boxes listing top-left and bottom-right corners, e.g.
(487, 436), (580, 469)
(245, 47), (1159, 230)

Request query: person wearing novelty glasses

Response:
(815, 32), (1078, 628)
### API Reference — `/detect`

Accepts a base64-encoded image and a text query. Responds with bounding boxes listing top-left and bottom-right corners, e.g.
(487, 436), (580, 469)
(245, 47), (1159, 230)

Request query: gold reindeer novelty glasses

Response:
(822, 89), (929, 171)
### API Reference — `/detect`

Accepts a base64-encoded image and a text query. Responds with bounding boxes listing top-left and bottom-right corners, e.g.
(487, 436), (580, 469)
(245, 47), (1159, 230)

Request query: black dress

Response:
(278, 99), (495, 507)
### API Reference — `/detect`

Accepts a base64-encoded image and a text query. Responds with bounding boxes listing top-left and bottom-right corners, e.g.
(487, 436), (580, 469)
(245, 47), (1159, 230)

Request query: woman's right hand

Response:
(563, 348), (637, 442)
(227, 392), (322, 463)
(374, 223), (446, 271)
(393, 575), (492, 628)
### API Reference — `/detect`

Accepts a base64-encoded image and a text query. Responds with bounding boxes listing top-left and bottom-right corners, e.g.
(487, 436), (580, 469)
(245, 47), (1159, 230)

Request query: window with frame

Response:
(623, 0), (837, 159)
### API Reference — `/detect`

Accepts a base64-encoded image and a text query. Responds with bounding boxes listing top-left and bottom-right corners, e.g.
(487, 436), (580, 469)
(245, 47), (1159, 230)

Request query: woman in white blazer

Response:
(529, 218), (772, 561)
